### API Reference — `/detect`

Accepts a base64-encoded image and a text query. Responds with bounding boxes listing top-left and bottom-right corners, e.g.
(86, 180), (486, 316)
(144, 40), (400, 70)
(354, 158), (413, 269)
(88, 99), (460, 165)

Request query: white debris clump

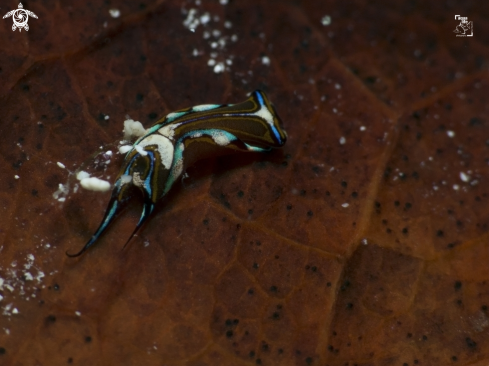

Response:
(123, 119), (146, 140)
(119, 145), (132, 154)
(181, 2), (236, 74)
(76, 171), (111, 192)
(52, 183), (69, 202)
(0, 253), (48, 318)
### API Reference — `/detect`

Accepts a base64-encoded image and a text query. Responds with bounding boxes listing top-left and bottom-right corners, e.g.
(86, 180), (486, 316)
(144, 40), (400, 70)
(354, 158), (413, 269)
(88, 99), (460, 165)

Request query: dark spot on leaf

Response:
(465, 337), (477, 348)
(469, 117), (482, 126)
(46, 315), (56, 323)
(365, 76), (377, 84)
(340, 280), (350, 291)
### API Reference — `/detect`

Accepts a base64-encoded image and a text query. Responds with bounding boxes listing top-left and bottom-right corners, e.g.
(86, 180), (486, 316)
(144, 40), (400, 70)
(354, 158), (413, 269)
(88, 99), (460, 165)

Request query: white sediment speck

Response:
(321, 15), (332, 26)
(57, 162), (66, 169)
(14, 175), (19, 179)
(447, 130), (455, 138)
(219, 0), (228, 4)
(75, 311), (81, 316)
(339, 136), (346, 145)
(361, 238), (368, 245)
(104, 115), (110, 120)
(360, 126), (366, 131)
(453, 184), (460, 190)
(200, 12), (210, 25)
(213, 62), (225, 73)
(261, 56), (271, 66)
(183, 8), (198, 30)
(342, 203), (349, 208)
(460, 172), (470, 182)
(109, 9), (120, 18)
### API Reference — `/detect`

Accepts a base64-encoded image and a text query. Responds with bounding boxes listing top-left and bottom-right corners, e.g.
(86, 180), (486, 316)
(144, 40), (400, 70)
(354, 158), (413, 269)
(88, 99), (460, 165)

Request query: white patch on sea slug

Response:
(137, 134), (174, 169)
(132, 172), (144, 188)
(253, 105), (275, 128)
(120, 175), (133, 184)
(211, 131), (231, 146)
(158, 124), (178, 140)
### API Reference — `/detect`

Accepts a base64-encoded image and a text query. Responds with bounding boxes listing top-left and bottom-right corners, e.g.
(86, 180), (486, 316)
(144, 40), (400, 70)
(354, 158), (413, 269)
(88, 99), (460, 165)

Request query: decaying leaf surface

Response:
(0, 0), (488, 365)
